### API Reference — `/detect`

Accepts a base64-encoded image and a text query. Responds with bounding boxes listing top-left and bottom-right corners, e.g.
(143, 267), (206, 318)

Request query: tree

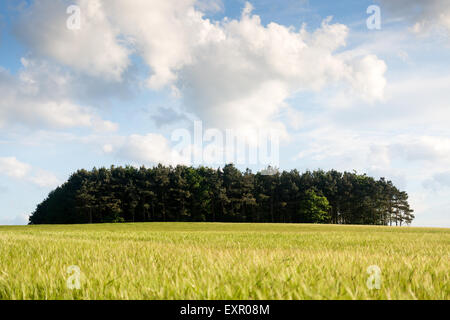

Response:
(298, 189), (331, 223)
(29, 165), (413, 226)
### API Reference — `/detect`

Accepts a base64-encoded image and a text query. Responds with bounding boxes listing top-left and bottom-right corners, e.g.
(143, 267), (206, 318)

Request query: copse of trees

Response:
(29, 164), (414, 226)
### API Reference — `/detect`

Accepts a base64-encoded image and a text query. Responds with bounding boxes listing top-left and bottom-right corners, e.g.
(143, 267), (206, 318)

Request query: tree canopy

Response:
(29, 164), (414, 226)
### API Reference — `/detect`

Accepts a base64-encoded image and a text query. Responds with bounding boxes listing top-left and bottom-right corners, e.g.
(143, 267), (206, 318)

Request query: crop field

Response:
(0, 223), (448, 300)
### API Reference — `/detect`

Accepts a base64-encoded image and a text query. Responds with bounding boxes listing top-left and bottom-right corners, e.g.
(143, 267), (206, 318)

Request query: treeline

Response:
(29, 164), (414, 226)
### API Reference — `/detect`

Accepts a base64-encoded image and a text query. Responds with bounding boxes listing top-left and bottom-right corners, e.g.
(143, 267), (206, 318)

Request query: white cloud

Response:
(347, 54), (387, 102)
(103, 0), (213, 89)
(118, 133), (190, 166)
(318, 72), (450, 135)
(0, 157), (31, 178)
(15, 0), (131, 81)
(91, 119), (119, 133)
(283, 107), (304, 130)
(406, 189), (450, 227)
(380, 0), (450, 37)
(195, 0), (223, 13)
(0, 59), (118, 131)
(28, 170), (60, 188)
(423, 171), (450, 191)
(178, 8), (386, 130)
(0, 214), (29, 226)
(0, 157), (59, 188)
(384, 75), (450, 131)
(102, 144), (114, 154)
(389, 136), (450, 163)
(13, 1), (387, 134)
(295, 129), (450, 166)
(293, 127), (450, 190)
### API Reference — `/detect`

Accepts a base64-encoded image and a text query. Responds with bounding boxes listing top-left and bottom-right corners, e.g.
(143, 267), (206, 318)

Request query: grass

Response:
(0, 222), (448, 300)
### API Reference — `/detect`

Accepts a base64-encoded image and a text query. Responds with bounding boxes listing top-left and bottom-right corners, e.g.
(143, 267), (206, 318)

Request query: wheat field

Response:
(0, 223), (448, 300)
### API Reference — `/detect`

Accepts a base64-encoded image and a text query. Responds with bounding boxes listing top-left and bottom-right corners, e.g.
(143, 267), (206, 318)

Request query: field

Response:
(0, 223), (448, 300)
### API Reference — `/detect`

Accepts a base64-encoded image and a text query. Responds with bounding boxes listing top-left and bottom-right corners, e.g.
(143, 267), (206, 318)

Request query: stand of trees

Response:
(29, 164), (414, 226)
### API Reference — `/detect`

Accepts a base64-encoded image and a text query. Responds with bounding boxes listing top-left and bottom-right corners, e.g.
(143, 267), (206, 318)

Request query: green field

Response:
(0, 223), (448, 300)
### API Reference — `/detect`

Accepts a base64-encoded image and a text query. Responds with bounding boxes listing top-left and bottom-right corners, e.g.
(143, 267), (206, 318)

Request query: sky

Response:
(0, 0), (449, 227)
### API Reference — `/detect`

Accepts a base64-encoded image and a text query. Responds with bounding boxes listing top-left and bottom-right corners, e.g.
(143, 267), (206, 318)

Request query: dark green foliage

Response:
(29, 164), (414, 226)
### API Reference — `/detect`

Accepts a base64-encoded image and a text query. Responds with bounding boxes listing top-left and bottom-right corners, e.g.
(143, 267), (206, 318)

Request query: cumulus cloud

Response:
(15, 0), (131, 81)
(13, 0), (387, 133)
(28, 170), (61, 188)
(0, 59), (118, 131)
(346, 54), (387, 102)
(177, 8), (386, 130)
(104, 0), (219, 89)
(0, 157), (31, 178)
(0, 157), (59, 188)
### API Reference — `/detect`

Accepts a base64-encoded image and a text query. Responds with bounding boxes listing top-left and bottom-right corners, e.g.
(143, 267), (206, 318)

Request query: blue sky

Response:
(0, 0), (449, 227)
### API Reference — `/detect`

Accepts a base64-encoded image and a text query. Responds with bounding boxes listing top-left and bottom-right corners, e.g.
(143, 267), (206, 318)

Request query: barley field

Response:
(0, 223), (448, 300)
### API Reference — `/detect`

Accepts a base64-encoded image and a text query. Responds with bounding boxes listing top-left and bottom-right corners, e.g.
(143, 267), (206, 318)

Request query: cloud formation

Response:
(14, 0), (387, 133)
(0, 157), (31, 178)
(423, 171), (450, 190)
(118, 133), (190, 166)
(0, 157), (59, 188)
(380, 0), (450, 36)
(15, 0), (131, 81)
(0, 214), (29, 226)
(0, 59), (118, 131)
